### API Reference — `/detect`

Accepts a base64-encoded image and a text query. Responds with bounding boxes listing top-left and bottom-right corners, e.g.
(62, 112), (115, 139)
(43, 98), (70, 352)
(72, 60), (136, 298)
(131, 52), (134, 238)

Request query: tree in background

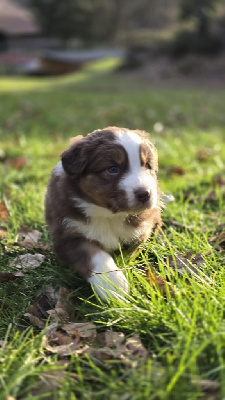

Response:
(180, 0), (218, 38)
(28, 0), (117, 45)
(170, 0), (224, 56)
(28, 0), (172, 46)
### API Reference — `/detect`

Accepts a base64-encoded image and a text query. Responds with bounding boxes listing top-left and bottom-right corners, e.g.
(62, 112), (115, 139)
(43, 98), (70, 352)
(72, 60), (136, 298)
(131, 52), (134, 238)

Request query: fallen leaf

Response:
(43, 335), (80, 356)
(62, 322), (97, 341)
(17, 227), (41, 249)
(0, 201), (9, 221)
(5, 157), (27, 169)
(44, 285), (60, 305)
(83, 333), (147, 363)
(167, 166), (185, 176)
(196, 149), (211, 162)
(209, 232), (225, 247)
(44, 322), (59, 335)
(36, 294), (55, 318)
(0, 271), (25, 283)
(48, 331), (74, 346)
(47, 287), (70, 323)
(9, 253), (45, 271)
(192, 379), (219, 400)
(167, 254), (199, 274)
(146, 269), (173, 295)
(104, 331), (125, 348)
(125, 334), (148, 359)
(0, 226), (8, 239)
(24, 313), (45, 329)
(186, 252), (207, 267)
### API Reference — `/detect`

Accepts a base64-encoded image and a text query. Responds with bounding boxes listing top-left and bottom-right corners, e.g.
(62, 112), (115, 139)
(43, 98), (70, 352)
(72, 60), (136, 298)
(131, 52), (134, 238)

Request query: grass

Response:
(0, 58), (225, 399)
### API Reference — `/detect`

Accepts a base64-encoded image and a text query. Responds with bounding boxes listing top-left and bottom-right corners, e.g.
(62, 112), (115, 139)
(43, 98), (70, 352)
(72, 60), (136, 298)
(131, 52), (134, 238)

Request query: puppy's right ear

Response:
(61, 138), (87, 178)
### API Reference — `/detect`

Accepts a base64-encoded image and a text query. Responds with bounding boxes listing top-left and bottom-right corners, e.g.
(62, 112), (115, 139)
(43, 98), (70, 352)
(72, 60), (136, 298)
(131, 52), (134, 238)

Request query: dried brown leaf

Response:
(146, 269), (173, 295)
(5, 157), (27, 169)
(47, 287), (70, 323)
(197, 379), (219, 392)
(167, 254), (199, 274)
(0, 226), (8, 239)
(125, 334), (148, 359)
(44, 285), (60, 305)
(9, 253), (45, 271)
(104, 331), (125, 348)
(17, 227), (41, 249)
(168, 166), (186, 176)
(83, 333), (147, 363)
(209, 232), (225, 246)
(62, 322), (96, 341)
(196, 148), (211, 162)
(192, 379), (219, 399)
(0, 201), (9, 221)
(48, 308), (70, 324)
(48, 331), (74, 346)
(43, 335), (80, 356)
(36, 294), (55, 318)
(0, 271), (25, 283)
(24, 312), (45, 329)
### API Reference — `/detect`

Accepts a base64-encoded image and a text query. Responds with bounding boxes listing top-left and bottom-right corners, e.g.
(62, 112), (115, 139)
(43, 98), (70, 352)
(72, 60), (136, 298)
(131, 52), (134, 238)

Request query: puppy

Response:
(45, 127), (162, 300)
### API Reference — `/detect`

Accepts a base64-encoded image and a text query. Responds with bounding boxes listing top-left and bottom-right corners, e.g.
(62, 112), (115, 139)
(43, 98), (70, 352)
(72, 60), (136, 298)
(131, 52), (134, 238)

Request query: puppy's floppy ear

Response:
(61, 137), (87, 178)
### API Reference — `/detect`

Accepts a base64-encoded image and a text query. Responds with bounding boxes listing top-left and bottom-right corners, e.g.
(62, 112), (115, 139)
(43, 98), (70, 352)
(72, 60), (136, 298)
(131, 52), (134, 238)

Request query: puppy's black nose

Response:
(135, 189), (150, 203)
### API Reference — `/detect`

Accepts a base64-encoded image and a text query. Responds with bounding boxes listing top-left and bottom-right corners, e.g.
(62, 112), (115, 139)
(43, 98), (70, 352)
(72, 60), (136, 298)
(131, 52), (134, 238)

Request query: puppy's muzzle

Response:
(135, 188), (150, 204)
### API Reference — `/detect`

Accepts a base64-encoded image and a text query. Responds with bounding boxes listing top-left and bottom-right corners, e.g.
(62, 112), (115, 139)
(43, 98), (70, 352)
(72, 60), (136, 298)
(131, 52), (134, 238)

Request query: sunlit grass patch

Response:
(0, 62), (225, 398)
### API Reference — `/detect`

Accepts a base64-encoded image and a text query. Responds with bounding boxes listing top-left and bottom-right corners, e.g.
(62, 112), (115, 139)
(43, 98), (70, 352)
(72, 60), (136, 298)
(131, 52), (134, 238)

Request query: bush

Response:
(170, 29), (223, 58)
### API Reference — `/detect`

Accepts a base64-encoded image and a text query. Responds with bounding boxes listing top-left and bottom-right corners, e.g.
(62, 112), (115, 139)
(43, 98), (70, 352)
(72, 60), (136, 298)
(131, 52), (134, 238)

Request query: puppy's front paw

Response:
(87, 251), (129, 301)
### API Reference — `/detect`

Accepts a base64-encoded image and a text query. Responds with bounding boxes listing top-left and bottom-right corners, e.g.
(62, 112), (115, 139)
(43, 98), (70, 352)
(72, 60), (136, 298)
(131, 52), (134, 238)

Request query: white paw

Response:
(87, 251), (129, 301)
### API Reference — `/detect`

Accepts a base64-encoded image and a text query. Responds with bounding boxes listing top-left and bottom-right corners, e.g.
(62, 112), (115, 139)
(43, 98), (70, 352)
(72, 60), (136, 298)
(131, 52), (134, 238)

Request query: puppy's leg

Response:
(53, 237), (129, 301)
(87, 250), (129, 301)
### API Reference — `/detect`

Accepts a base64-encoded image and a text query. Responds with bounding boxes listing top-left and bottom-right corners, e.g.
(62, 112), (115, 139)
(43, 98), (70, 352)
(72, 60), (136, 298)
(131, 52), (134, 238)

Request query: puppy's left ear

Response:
(61, 138), (87, 178)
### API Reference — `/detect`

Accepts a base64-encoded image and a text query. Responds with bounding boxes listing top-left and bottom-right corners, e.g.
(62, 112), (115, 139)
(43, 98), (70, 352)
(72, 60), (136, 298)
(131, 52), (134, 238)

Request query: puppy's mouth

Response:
(108, 197), (154, 215)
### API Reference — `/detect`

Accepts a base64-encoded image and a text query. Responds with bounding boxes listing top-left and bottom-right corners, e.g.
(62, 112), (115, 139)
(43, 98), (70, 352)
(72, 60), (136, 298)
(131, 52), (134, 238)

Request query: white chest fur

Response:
(63, 199), (150, 251)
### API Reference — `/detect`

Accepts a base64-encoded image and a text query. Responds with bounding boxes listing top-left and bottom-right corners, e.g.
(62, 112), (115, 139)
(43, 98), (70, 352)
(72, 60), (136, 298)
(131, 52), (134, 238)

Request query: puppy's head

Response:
(61, 127), (159, 214)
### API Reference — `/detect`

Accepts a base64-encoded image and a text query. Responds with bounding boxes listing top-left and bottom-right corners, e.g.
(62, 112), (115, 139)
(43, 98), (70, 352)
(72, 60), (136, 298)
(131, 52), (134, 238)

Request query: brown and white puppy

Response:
(45, 127), (162, 301)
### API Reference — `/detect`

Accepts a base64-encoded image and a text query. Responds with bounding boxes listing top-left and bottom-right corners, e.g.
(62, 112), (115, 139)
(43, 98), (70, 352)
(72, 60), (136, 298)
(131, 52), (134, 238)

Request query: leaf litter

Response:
(16, 226), (51, 251)
(24, 284), (148, 365)
(9, 253), (45, 271)
(0, 201), (9, 221)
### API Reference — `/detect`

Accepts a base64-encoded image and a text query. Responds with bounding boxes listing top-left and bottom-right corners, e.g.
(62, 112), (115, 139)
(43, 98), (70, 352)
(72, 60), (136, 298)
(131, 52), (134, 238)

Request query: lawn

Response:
(0, 59), (225, 399)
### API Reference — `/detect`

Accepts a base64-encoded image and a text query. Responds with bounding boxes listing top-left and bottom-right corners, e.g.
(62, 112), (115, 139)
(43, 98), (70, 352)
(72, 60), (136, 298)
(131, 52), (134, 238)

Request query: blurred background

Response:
(0, 0), (225, 85)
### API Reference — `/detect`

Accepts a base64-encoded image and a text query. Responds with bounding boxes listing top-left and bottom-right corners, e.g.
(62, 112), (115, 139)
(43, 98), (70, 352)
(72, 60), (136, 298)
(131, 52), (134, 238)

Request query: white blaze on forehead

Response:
(115, 129), (142, 170)
(116, 130), (157, 208)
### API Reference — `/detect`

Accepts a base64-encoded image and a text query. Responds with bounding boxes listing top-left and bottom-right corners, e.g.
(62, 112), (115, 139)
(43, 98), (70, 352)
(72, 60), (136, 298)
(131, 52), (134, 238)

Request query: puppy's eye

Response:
(107, 166), (119, 174)
(145, 163), (152, 170)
